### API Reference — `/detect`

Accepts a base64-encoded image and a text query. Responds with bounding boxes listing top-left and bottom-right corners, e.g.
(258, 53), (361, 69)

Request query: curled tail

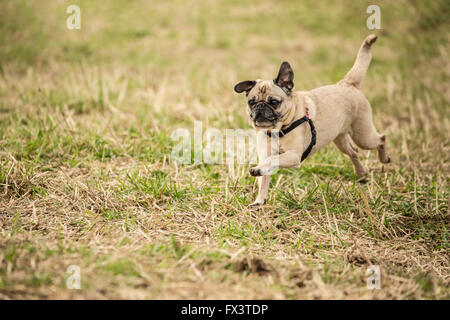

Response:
(338, 35), (377, 89)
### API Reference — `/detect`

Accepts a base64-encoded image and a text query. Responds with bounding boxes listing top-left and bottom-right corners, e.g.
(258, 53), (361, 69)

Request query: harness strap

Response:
(266, 115), (316, 162)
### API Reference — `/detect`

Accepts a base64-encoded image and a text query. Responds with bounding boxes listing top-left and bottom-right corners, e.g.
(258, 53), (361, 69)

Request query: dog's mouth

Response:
(254, 115), (273, 126)
(254, 120), (274, 128)
(253, 120), (277, 130)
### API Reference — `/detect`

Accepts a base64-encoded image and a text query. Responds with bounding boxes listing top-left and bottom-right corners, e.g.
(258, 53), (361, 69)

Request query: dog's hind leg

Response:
(334, 134), (368, 177)
(376, 135), (390, 164)
(350, 104), (391, 164)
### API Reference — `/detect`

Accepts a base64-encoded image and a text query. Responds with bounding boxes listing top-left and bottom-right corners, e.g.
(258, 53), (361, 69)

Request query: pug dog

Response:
(234, 35), (390, 206)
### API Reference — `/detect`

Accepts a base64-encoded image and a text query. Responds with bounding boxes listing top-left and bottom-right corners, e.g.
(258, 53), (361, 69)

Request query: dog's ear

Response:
(274, 61), (294, 93)
(234, 80), (256, 94)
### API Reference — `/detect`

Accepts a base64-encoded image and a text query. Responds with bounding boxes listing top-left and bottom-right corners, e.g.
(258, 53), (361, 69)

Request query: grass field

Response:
(0, 0), (449, 299)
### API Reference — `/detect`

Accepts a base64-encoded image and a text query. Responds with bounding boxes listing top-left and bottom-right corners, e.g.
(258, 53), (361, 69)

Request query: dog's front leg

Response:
(249, 175), (270, 206)
(249, 131), (274, 206)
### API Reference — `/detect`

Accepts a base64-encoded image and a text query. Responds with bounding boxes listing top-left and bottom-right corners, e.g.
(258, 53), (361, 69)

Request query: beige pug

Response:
(234, 35), (390, 206)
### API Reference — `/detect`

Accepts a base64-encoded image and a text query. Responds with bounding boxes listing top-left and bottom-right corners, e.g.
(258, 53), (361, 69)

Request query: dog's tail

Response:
(338, 35), (377, 89)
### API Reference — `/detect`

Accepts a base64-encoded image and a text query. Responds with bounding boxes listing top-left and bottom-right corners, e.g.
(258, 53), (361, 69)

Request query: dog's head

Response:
(234, 61), (295, 130)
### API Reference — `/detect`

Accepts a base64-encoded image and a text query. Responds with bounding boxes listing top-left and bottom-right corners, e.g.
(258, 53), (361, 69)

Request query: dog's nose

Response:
(255, 102), (265, 109)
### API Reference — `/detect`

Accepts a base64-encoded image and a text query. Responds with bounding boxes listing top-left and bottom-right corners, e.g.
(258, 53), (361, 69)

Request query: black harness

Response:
(266, 115), (317, 162)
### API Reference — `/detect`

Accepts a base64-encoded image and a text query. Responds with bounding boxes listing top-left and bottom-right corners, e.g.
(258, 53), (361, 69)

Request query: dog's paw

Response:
(357, 177), (369, 184)
(248, 199), (266, 207)
(249, 167), (262, 176)
(250, 166), (273, 176)
(356, 167), (368, 178)
(355, 167), (369, 183)
(381, 155), (391, 164)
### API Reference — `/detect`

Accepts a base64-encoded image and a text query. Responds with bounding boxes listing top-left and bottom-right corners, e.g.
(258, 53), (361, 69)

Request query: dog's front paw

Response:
(249, 167), (262, 176)
(250, 166), (273, 176)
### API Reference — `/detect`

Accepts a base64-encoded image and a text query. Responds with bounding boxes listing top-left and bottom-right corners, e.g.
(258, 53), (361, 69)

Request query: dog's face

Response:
(234, 62), (295, 130)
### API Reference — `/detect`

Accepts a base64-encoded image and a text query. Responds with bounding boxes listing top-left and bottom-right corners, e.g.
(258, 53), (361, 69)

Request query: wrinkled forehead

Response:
(248, 80), (285, 100)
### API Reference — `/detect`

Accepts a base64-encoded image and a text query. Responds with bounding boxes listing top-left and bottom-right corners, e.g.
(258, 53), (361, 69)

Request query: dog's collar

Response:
(265, 112), (316, 162)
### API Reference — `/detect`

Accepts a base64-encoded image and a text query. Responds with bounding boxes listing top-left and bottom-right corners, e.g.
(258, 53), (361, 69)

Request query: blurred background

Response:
(1, 1), (448, 133)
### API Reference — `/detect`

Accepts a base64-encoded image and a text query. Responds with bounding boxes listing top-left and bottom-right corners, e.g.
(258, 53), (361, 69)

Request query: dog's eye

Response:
(248, 97), (256, 106)
(269, 98), (281, 107)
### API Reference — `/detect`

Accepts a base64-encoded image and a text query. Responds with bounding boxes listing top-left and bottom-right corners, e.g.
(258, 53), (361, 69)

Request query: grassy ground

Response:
(0, 0), (449, 299)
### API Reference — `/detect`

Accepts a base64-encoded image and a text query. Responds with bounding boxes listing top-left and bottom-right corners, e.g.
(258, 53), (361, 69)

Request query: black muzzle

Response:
(252, 102), (278, 122)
